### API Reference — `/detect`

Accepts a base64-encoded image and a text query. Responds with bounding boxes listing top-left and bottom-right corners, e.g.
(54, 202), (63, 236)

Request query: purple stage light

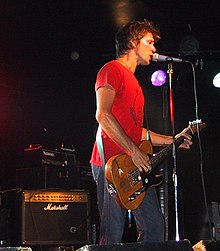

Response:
(151, 70), (167, 86)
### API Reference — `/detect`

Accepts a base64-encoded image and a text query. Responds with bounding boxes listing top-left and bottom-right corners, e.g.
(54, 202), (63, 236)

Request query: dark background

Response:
(0, 0), (220, 246)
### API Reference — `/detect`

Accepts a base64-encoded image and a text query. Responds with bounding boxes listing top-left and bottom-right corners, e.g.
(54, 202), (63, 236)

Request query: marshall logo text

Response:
(44, 203), (69, 211)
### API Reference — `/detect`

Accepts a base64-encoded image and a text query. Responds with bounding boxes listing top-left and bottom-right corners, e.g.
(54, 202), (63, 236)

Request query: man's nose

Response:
(152, 45), (156, 53)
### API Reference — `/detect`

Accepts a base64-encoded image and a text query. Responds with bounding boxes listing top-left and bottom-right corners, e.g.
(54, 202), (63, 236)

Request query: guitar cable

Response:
(189, 61), (214, 240)
(128, 209), (132, 228)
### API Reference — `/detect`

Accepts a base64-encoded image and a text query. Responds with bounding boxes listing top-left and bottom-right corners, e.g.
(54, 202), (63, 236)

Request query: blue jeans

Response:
(91, 164), (165, 245)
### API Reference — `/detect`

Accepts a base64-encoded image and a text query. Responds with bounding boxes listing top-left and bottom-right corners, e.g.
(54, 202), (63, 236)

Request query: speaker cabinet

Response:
(15, 190), (91, 246)
(76, 240), (193, 251)
(0, 248), (32, 251)
(16, 165), (80, 190)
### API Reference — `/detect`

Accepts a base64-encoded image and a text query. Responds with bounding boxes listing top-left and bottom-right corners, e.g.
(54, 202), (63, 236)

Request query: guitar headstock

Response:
(188, 119), (206, 134)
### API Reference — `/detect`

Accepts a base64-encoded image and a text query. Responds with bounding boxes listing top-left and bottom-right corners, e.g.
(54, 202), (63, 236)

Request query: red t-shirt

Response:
(90, 60), (144, 166)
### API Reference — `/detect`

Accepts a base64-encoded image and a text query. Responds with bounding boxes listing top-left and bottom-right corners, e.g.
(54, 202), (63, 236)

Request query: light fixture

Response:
(150, 69), (167, 87)
(180, 34), (200, 56)
(213, 72), (220, 88)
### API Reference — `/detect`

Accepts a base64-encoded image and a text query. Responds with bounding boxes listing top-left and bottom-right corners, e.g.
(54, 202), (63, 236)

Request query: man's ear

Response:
(130, 40), (136, 48)
(129, 40), (137, 51)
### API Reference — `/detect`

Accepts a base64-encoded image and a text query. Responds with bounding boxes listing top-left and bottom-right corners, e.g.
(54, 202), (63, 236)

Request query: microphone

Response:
(152, 53), (186, 63)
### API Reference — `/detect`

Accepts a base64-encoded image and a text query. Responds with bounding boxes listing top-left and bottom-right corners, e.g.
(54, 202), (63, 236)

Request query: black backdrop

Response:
(0, 0), (220, 246)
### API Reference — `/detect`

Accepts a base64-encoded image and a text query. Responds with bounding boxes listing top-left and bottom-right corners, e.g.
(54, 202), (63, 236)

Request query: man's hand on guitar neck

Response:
(128, 126), (193, 173)
(175, 127), (193, 149)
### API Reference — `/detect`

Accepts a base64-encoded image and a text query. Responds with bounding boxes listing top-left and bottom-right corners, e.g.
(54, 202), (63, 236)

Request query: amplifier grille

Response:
(23, 190), (88, 202)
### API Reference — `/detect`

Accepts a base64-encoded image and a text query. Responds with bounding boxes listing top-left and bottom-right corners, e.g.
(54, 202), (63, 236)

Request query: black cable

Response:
(189, 61), (213, 240)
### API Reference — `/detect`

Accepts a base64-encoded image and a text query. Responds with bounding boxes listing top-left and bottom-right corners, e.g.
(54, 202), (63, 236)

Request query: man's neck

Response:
(117, 53), (137, 73)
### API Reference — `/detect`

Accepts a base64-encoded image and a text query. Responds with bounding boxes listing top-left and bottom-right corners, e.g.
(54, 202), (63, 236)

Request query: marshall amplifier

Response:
(23, 144), (78, 168)
(41, 148), (77, 167)
(15, 190), (91, 246)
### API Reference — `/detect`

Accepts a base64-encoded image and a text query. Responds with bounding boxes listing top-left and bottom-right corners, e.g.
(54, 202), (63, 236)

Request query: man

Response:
(90, 20), (192, 245)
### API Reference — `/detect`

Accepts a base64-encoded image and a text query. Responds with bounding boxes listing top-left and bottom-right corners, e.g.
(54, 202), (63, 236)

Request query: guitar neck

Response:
(151, 127), (192, 168)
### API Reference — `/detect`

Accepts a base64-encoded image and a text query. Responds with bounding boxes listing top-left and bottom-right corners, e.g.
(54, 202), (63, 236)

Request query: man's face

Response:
(135, 32), (156, 66)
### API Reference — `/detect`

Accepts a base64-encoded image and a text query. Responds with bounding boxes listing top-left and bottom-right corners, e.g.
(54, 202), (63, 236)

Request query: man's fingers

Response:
(138, 162), (152, 173)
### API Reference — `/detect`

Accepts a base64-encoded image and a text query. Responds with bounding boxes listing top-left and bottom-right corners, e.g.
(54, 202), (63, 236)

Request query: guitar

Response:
(105, 119), (206, 210)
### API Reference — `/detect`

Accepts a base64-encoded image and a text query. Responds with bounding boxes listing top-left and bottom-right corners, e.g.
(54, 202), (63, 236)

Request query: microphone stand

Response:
(167, 62), (180, 241)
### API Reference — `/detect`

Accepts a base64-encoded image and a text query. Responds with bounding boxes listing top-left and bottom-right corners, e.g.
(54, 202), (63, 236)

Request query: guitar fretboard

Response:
(151, 136), (185, 168)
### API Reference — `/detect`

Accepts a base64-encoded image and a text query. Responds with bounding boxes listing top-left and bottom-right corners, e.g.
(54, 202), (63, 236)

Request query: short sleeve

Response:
(95, 61), (124, 92)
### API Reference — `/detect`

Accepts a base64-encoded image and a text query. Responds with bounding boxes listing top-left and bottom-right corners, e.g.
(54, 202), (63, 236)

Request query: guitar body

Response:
(105, 140), (163, 210)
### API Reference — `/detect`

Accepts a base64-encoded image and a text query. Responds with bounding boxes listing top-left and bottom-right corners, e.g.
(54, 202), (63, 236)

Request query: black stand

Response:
(167, 63), (180, 241)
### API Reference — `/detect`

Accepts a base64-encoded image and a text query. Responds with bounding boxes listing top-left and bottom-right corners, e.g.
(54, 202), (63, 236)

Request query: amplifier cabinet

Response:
(0, 248), (32, 251)
(16, 165), (80, 190)
(16, 190), (91, 246)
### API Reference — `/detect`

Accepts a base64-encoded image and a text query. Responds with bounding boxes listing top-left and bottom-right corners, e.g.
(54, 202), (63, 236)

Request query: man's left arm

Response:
(141, 128), (193, 149)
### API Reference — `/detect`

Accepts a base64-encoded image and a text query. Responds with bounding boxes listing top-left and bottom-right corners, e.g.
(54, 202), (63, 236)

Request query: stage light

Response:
(70, 51), (80, 60)
(213, 72), (220, 88)
(180, 34), (200, 56)
(202, 59), (220, 89)
(150, 69), (167, 86)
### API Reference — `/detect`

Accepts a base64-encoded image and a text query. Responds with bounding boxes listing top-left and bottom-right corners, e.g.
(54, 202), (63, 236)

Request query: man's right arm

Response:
(96, 85), (151, 173)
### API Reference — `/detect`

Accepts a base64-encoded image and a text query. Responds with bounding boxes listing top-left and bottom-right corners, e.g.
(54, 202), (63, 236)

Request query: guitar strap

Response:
(144, 106), (152, 142)
(96, 103), (151, 167)
(96, 125), (111, 242)
(96, 124), (106, 169)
